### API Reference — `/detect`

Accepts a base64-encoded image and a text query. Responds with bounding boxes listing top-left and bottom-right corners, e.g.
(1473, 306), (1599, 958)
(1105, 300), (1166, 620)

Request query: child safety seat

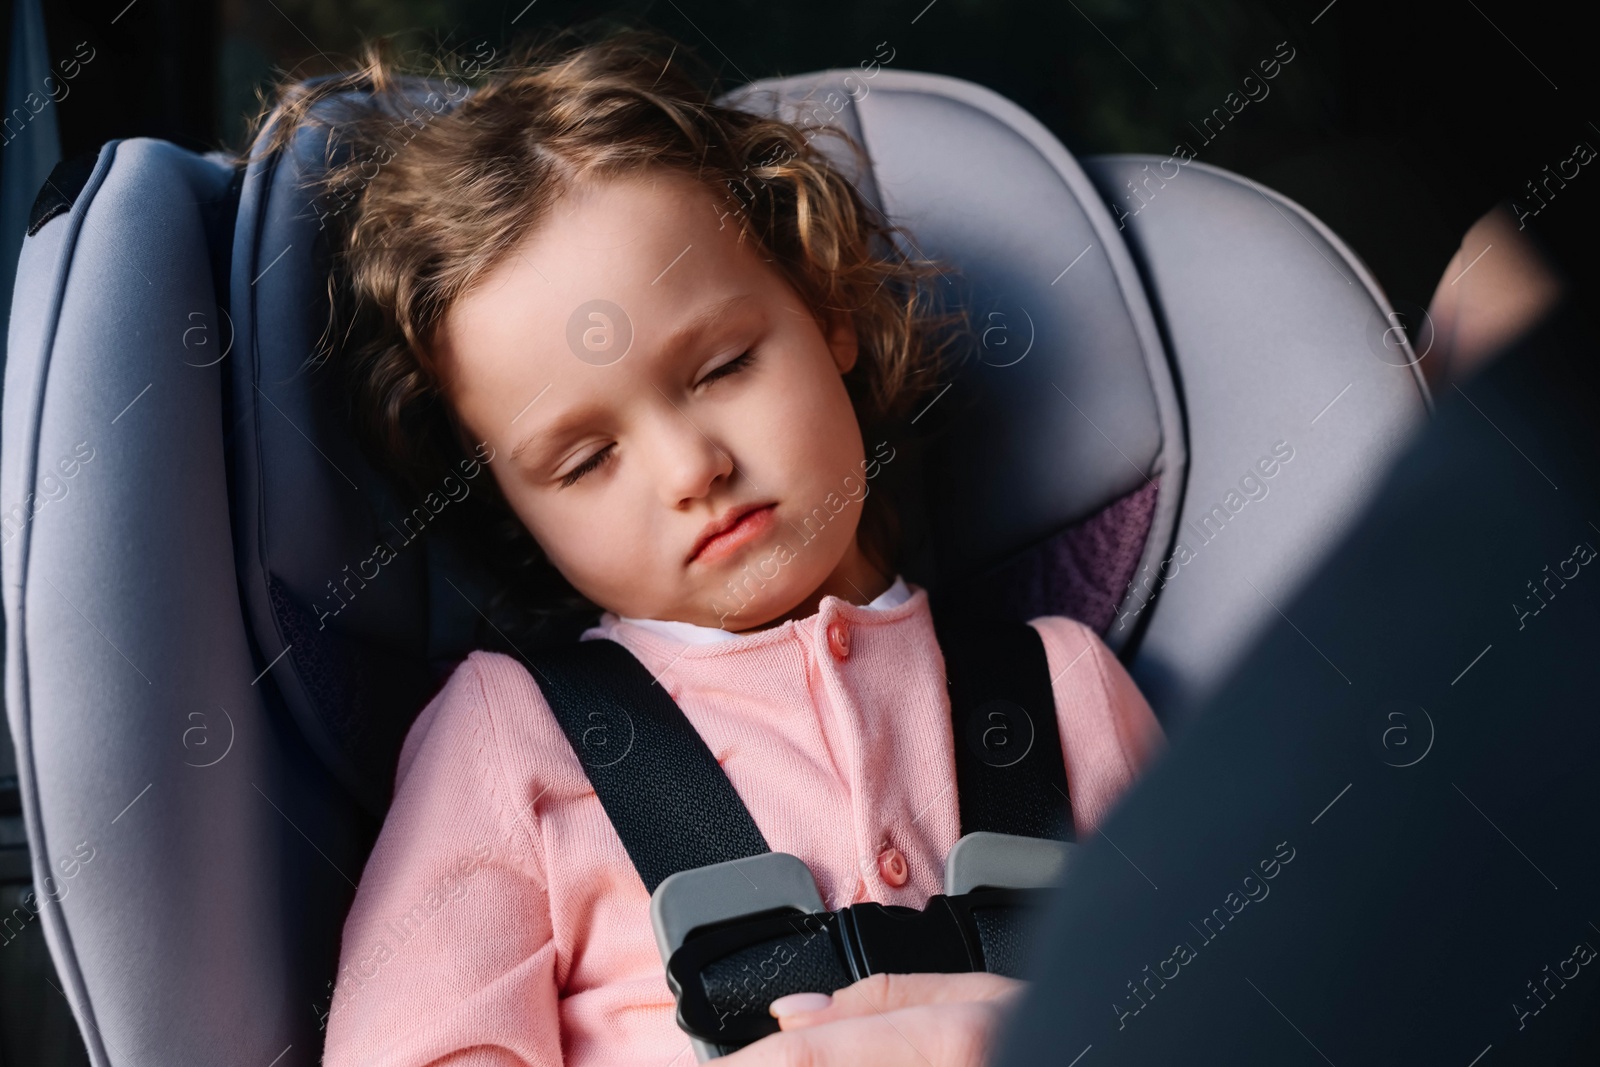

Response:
(1, 66), (1429, 1066)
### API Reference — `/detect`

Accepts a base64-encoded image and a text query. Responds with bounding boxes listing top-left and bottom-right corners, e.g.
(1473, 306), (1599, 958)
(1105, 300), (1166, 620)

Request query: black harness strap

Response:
(928, 595), (1075, 842)
(527, 638), (769, 894)
(529, 597), (1078, 1049)
(528, 593), (1075, 896)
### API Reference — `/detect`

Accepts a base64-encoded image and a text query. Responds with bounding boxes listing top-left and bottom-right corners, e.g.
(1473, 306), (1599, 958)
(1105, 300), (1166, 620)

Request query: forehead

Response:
(436, 170), (773, 411)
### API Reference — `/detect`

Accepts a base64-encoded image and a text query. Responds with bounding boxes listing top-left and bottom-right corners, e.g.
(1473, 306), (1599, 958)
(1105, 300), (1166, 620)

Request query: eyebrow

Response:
(508, 292), (756, 464)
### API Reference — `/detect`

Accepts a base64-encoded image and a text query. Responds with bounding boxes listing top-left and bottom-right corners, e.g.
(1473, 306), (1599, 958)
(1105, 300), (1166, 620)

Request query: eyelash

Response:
(700, 349), (756, 385)
(556, 350), (756, 488)
(559, 443), (615, 488)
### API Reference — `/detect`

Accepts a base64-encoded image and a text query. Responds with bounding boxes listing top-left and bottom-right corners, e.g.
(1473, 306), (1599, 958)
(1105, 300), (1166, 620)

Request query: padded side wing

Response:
(1083, 155), (1431, 728)
(2, 137), (360, 1067)
(230, 83), (468, 820)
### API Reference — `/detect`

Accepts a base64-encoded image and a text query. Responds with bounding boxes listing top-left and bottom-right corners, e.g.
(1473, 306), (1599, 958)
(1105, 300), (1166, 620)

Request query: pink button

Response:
(827, 621), (850, 659)
(877, 846), (908, 887)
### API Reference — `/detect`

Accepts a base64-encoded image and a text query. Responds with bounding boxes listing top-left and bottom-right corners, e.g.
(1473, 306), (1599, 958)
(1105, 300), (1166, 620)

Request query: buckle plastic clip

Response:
(665, 886), (1049, 1044)
(650, 833), (1073, 1060)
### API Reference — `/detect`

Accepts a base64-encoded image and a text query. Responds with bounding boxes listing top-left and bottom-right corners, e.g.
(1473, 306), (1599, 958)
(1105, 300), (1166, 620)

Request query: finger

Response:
(771, 972), (1025, 1030)
(726, 1001), (999, 1067)
(767, 991), (833, 1025)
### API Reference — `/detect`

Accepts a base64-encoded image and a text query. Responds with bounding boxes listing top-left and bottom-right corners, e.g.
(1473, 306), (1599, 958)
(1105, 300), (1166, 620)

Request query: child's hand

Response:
(717, 972), (1026, 1066)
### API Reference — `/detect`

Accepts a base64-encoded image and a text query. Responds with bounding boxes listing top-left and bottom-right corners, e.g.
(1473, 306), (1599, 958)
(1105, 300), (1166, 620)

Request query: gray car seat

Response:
(1, 67), (1427, 1065)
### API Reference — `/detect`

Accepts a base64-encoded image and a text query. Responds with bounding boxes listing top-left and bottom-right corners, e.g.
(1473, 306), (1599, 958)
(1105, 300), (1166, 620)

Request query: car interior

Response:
(1, 59), (1432, 1066)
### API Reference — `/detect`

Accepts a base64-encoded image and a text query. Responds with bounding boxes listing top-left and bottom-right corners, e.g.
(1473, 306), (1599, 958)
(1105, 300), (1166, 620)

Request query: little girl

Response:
(273, 25), (1166, 1067)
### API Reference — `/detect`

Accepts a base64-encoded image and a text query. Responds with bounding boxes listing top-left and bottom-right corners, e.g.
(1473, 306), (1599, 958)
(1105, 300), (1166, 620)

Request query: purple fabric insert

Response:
(969, 478), (1160, 635)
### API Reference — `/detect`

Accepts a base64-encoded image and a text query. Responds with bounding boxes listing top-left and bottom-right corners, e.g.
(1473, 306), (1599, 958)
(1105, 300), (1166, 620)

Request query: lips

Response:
(688, 502), (778, 565)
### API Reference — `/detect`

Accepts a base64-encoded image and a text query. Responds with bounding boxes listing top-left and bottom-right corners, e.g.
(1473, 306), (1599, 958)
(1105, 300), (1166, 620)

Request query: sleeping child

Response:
(253, 24), (1166, 1067)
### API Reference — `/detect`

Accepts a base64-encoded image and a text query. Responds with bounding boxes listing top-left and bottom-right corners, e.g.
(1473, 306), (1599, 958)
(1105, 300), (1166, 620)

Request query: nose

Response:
(650, 408), (735, 507)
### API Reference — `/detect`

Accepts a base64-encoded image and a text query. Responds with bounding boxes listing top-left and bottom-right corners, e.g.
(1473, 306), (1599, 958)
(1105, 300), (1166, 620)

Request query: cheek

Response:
(516, 495), (631, 583)
(808, 377), (865, 480)
(756, 351), (863, 472)
(491, 471), (634, 594)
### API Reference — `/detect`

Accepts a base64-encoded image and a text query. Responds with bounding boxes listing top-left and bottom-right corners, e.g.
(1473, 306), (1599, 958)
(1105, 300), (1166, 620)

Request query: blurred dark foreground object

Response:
(995, 291), (1600, 1066)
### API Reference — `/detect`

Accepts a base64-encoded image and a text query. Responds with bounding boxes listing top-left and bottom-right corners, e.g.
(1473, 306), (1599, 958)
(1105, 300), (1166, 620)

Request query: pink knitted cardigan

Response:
(321, 580), (1165, 1066)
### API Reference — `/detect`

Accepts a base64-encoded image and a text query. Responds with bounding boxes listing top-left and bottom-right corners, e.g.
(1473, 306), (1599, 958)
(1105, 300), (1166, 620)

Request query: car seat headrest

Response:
(233, 69), (1183, 817)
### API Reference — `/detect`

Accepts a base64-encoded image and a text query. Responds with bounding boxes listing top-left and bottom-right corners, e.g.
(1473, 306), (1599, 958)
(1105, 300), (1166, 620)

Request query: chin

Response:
(701, 563), (821, 631)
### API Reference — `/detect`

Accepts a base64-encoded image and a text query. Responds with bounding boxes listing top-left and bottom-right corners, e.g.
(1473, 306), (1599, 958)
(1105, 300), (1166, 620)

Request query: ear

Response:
(823, 309), (859, 375)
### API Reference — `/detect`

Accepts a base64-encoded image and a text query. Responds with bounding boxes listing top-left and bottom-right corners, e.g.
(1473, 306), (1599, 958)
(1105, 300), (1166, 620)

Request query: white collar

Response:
(618, 575), (912, 645)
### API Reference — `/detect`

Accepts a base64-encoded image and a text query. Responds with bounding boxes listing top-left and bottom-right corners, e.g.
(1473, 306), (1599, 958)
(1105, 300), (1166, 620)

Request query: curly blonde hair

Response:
(239, 22), (974, 650)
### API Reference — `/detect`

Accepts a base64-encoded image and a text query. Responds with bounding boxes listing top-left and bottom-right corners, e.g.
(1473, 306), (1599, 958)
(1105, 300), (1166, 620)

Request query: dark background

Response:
(2, 0), (1595, 1062)
(17, 0), (1600, 312)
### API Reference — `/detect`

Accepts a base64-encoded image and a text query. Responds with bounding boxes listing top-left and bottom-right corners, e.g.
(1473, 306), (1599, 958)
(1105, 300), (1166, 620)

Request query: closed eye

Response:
(699, 349), (756, 385)
(558, 443), (615, 488)
(558, 351), (754, 488)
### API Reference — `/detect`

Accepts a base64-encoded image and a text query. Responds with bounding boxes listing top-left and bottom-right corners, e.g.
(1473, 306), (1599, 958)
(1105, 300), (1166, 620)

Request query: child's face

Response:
(435, 169), (880, 630)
